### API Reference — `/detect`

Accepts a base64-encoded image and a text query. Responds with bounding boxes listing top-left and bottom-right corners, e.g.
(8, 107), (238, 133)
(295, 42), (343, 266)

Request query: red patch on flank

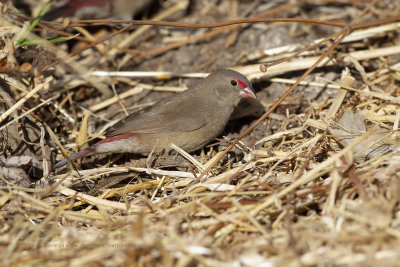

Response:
(97, 133), (134, 144)
(70, 0), (107, 8)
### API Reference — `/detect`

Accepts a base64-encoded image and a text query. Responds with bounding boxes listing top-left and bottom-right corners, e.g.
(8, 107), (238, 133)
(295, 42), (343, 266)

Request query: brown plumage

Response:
(55, 69), (256, 169)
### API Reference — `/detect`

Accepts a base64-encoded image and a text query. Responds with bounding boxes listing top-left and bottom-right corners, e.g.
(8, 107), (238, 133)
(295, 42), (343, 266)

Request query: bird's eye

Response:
(231, 80), (238, 86)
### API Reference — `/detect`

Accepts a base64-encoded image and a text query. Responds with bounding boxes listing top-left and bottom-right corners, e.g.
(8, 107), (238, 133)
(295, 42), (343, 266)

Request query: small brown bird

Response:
(55, 69), (256, 169)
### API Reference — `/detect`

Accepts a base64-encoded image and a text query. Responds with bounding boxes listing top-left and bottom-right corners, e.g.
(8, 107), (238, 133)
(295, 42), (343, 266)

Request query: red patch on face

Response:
(234, 76), (248, 89)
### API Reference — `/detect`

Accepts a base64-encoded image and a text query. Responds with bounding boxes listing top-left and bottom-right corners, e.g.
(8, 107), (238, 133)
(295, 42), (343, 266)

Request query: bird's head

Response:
(206, 69), (256, 101)
(230, 74), (256, 99)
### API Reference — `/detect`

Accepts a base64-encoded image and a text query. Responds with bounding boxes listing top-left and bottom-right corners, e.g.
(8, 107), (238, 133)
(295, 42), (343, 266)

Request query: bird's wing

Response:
(106, 96), (206, 136)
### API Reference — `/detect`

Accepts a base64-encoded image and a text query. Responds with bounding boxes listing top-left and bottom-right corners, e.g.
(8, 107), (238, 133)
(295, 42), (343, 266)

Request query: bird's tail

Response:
(54, 145), (97, 169)
(54, 133), (134, 170)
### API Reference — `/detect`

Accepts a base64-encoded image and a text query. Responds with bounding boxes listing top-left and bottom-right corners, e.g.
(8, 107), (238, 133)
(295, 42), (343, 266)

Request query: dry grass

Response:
(1, 0), (400, 266)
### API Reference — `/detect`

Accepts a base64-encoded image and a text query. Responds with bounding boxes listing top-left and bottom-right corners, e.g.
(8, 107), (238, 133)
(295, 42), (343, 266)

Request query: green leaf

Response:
(17, 34), (79, 46)
(16, 0), (55, 47)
